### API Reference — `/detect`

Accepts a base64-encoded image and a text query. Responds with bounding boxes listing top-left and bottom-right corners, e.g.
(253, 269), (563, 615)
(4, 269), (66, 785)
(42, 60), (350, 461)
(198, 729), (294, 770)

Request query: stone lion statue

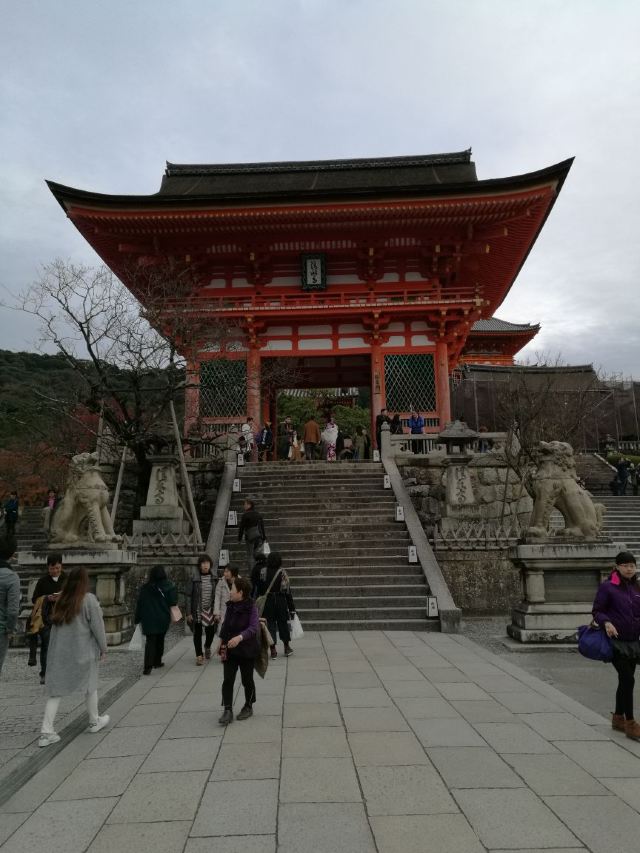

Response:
(526, 440), (605, 540)
(50, 452), (121, 547)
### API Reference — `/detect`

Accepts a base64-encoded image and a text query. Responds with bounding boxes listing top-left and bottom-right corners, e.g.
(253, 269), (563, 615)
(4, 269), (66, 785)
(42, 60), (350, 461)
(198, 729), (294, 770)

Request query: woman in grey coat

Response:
(39, 567), (109, 747)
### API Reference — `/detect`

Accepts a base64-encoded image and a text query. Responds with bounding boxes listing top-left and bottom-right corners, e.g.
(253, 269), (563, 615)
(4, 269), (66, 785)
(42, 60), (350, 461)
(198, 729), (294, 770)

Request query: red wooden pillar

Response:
(435, 340), (451, 427)
(371, 342), (386, 446)
(246, 346), (261, 425)
(184, 359), (200, 437)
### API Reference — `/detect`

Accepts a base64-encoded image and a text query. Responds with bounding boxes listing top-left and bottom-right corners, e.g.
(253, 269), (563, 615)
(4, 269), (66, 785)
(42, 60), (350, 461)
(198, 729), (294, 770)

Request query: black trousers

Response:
(222, 656), (256, 709)
(265, 593), (291, 647)
(613, 655), (636, 719)
(144, 633), (165, 672)
(193, 622), (216, 656)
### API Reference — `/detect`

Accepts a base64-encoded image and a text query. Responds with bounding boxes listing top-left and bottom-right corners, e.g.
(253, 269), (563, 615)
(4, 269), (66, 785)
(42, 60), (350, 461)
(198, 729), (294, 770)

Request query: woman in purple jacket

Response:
(592, 550), (640, 740)
(217, 576), (259, 725)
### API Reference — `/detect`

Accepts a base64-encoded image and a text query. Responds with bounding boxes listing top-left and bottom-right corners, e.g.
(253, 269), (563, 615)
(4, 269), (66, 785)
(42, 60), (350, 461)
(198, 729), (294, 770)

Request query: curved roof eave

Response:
(46, 157), (574, 213)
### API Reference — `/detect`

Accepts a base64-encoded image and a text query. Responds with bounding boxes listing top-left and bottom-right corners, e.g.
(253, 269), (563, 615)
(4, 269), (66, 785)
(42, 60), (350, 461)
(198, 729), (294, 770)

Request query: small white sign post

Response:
(408, 545), (418, 563)
(237, 453), (245, 467)
(373, 449), (381, 462)
(383, 474), (391, 489)
(233, 478), (241, 492)
(395, 505), (405, 522)
(227, 510), (238, 526)
(427, 596), (439, 617)
(219, 549), (229, 567)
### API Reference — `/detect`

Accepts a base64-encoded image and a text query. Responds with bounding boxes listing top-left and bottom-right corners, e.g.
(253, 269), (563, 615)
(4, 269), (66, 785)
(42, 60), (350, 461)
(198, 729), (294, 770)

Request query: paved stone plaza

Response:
(2, 631), (640, 852)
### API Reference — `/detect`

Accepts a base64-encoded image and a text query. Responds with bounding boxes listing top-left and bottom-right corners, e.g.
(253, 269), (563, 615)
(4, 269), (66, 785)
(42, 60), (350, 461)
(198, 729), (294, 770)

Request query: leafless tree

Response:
(9, 259), (300, 501)
(11, 259), (235, 498)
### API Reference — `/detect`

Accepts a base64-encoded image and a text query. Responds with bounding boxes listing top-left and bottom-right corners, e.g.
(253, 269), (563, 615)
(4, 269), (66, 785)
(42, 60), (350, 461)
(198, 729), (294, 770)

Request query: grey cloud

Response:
(1, 0), (639, 373)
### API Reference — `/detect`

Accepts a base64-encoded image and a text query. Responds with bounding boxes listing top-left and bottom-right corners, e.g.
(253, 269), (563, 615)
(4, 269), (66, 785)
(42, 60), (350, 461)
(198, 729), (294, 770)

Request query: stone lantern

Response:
(438, 421), (479, 514)
(438, 420), (478, 457)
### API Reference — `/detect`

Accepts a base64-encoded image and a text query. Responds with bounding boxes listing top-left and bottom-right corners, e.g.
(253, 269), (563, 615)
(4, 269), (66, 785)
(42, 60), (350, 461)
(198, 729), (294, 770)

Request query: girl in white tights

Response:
(39, 567), (109, 747)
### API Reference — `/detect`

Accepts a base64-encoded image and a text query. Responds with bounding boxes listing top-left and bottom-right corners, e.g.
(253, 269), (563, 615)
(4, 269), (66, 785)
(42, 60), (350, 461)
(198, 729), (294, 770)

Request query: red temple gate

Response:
(47, 150), (572, 445)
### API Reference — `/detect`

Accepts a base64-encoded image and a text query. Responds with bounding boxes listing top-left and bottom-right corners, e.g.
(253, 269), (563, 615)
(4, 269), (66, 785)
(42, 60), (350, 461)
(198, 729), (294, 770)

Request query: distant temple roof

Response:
(470, 318), (540, 334)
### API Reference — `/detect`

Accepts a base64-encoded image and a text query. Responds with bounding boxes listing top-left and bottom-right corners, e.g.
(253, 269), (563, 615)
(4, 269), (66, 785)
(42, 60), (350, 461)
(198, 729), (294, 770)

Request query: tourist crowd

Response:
(235, 407), (427, 463)
(0, 527), (297, 743)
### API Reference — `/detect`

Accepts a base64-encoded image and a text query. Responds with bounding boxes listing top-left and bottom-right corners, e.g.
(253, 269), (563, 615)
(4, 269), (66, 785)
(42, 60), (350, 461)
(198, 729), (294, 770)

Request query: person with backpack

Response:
(253, 551), (296, 658)
(238, 498), (266, 573)
(134, 565), (178, 675)
(28, 554), (65, 684)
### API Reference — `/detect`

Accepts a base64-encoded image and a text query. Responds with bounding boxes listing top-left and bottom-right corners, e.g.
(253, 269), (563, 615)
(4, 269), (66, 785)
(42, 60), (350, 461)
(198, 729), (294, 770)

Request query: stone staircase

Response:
(598, 496), (640, 553)
(576, 453), (616, 495)
(15, 507), (49, 601)
(222, 461), (436, 631)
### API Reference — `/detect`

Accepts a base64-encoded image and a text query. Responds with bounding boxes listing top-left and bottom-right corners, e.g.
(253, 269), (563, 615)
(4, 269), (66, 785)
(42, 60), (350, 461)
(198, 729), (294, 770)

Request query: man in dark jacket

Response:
(375, 409), (390, 452)
(238, 499), (266, 572)
(0, 535), (20, 677)
(28, 553), (65, 682)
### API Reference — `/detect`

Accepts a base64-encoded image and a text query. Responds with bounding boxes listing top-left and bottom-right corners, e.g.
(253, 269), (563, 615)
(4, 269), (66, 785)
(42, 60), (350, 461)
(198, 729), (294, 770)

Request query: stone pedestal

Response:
(18, 548), (137, 646)
(132, 455), (190, 537)
(507, 541), (623, 643)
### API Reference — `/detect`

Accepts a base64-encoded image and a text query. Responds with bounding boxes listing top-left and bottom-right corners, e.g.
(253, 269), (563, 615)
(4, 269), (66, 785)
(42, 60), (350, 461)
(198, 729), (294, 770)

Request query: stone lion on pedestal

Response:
(526, 440), (605, 540)
(50, 452), (121, 547)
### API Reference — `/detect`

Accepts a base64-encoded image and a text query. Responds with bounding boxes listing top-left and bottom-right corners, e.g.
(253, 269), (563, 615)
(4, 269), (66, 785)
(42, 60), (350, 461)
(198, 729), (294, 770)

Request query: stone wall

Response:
(437, 550), (523, 613)
(399, 455), (532, 531)
(398, 453), (532, 614)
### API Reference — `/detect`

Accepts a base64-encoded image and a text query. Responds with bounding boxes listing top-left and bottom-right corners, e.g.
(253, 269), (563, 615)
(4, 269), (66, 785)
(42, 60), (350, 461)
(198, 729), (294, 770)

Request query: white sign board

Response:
(219, 549), (229, 567)
(383, 474), (391, 489)
(237, 453), (245, 467)
(408, 545), (418, 563)
(373, 449), (381, 462)
(227, 510), (238, 526)
(395, 505), (405, 522)
(427, 596), (439, 617)
(233, 478), (241, 492)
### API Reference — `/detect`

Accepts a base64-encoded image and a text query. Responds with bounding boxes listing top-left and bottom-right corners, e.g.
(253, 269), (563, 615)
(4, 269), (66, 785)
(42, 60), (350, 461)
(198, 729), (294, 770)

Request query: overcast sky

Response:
(1, 0), (639, 374)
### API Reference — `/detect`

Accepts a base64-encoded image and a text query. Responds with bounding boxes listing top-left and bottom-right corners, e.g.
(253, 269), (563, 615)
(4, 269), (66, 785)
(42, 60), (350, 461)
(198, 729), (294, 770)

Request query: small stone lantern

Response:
(438, 420), (478, 457)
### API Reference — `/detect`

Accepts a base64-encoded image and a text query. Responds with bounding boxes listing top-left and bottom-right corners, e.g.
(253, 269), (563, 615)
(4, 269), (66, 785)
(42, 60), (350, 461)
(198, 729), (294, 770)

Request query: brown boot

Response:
(612, 713), (626, 732)
(625, 719), (640, 740)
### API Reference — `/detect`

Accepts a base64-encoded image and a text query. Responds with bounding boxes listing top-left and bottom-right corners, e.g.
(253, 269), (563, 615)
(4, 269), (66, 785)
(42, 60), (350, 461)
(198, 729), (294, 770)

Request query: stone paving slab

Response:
(2, 630), (640, 853)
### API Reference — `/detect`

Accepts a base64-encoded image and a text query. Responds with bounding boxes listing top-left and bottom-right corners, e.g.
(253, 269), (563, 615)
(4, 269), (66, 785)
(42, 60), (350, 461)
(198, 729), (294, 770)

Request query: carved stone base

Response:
(18, 548), (137, 646)
(507, 541), (623, 644)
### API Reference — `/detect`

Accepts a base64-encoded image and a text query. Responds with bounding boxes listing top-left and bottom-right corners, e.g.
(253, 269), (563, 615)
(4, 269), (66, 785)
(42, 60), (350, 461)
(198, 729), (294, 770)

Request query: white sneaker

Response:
(87, 714), (110, 734)
(38, 732), (61, 748)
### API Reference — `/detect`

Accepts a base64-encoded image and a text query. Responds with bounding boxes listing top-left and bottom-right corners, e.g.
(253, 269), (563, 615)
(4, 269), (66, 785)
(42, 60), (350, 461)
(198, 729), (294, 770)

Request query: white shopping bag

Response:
(128, 624), (144, 652)
(288, 613), (304, 641)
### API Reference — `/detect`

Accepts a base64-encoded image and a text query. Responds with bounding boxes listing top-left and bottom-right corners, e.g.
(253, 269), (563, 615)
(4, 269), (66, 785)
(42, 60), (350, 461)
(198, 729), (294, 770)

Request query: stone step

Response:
(232, 489), (394, 499)
(241, 461), (382, 469)
(296, 594), (425, 607)
(226, 545), (413, 559)
(293, 580), (427, 591)
(299, 618), (437, 631)
(296, 605), (431, 619)
(225, 529), (410, 543)
(292, 570), (424, 580)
